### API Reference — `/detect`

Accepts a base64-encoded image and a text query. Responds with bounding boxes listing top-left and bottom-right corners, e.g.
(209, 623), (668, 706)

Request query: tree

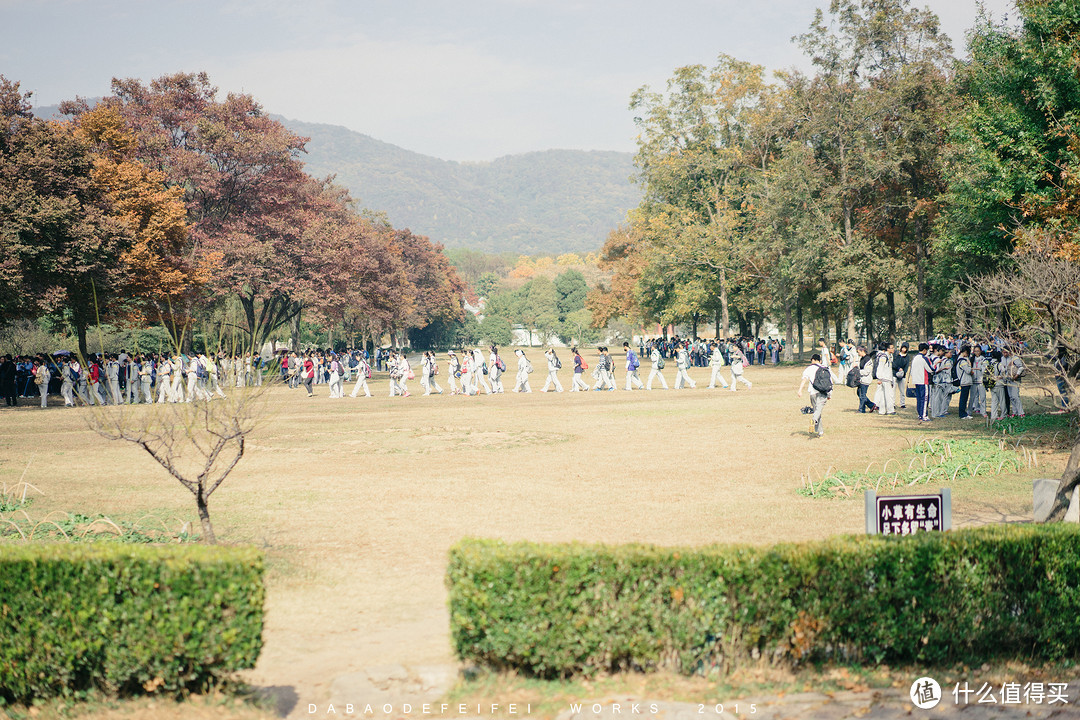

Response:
(88, 386), (266, 543)
(475, 272), (501, 298)
(553, 268), (588, 319)
(0, 76), (136, 355)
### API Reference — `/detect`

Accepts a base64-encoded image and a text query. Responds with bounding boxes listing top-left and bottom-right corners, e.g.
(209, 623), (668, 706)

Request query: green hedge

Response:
(0, 544), (264, 702)
(447, 525), (1080, 678)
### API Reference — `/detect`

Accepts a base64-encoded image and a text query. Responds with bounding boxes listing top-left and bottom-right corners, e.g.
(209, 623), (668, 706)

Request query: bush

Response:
(0, 544), (264, 702)
(447, 525), (1080, 678)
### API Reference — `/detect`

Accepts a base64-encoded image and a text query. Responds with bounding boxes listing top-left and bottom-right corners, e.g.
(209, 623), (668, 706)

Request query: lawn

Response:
(0, 362), (1065, 717)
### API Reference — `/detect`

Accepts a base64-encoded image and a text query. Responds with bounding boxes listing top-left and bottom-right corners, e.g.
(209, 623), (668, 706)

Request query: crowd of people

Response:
(0, 351), (264, 408)
(271, 337), (758, 398)
(3, 335), (1066, 431)
(797, 334), (1069, 438)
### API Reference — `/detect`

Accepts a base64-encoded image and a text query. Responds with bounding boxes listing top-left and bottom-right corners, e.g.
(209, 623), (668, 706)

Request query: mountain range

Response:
(32, 102), (640, 254)
(278, 116), (640, 255)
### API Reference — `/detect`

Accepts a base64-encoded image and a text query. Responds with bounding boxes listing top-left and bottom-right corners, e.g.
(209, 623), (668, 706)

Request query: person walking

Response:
(327, 354), (343, 398)
(797, 353), (833, 437)
(302, 354), (315, 397)
(570, 348), (589, 391)
(513, 349), (533, 393)
(488, 346), (504, 393)
(955, 345), (973, 419)
(472, 348), (492, 395)
(397, 352), (413, 397)
(623, 342), (644, 390)
(646, 343), (668, 390)
(674, 343), (696, 389)
(728, 342), (751, 391)
(872, 342), (896, 415)
(893, 343), (910, 409)
(541, 348), (564, 392)
(32, 358), (49, 408)
(707, 341), (729, 389)
(910, 342), (932, 421)
(969, 344), (988, 416)
(856, 346), (875, 413)
(106, 354), (122, 405)
(447, 351), (461, 395)
(139, 354), (154, 403)
(349, 353), (373, 397)
(0, 355), (16, 407)
(602, 347), (618, 390)
(999, 346), (1025, 417)
(60, 358), (77, 407)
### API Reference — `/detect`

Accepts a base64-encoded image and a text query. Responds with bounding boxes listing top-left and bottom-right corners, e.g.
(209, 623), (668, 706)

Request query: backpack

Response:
(949, 356), (961, 385)
(524, 359), (533, 374)
(196, 360), (208, 379)
(657, 357), (666, 370)
(554, 355), (562, 370)
(496, 357), (505, 372)
(812, 365), (834, 395)
(872, 352), (889, 380)
(845, 365), (859, 388)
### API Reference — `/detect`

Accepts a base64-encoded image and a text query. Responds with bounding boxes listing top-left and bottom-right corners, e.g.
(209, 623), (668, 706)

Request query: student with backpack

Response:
(797, 353), (834, 437)
(646, 343), (668, 390)
(909, 342), (933, 421)
(955, 345), (973, 419)
(541, 348), (564, 392)
(513, 349), (533, 393)
(488, 346), (505, 393)
(570, 348), (589, 392)
(707, 341), (729, 389)
(856, 346), (876, 413)
(871, 342), (896, 415)
(623, 341), (644, 390)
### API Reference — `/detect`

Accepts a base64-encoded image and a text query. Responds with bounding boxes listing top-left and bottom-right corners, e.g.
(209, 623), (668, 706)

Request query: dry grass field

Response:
(0, 361), (1065, 718)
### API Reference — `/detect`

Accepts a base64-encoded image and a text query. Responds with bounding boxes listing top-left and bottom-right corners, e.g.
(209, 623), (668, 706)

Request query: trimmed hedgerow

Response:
(0, 544), (264, 702)
(447, 525), (1080, 678)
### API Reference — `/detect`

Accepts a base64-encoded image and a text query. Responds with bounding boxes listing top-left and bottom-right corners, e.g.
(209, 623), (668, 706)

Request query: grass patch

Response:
(0, 511), (197, 543)
(994, 411), (1077, 440)
(799, 438), (1027, 499)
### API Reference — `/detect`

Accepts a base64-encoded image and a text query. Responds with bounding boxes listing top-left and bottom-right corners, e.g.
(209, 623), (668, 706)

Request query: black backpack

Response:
(812, 365), (834, 395)
(871, 351), (889, 380)
(554, 354), (562, 370)
(845, 366), (859, 388)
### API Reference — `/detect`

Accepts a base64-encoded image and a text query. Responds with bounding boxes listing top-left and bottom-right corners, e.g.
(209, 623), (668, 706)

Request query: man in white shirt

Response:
(797, 353), (833, 437)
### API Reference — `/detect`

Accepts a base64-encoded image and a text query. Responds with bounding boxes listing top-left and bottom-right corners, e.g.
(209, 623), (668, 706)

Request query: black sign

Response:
(873, 493), (946, 536)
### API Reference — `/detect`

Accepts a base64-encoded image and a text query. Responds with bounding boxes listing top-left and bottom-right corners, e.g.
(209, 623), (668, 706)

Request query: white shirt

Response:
(802, 362), (829, 397)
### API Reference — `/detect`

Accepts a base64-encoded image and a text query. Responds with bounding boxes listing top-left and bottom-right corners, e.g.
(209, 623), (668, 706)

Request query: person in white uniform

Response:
(647, 344), (668, 390)
(674, 344), (696, 389)
(541, 349), (564, 392)
(514, 349), (533, 393)
(488, 346), (505, 393)
(707, 342), (729, 389)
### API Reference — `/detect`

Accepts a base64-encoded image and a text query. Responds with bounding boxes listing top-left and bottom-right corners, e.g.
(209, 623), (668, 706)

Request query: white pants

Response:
(647, 365), (668, 390)
(874, 381), (895, 414)
(61, 381), (74, 406)
(625, 370), (643, 390)
(970, 383), (986, 416)
(1005, 383), (1023, 416)
(489, 370), (503, 393)
(515, 371), (531, 392)
(141, 377), (153, 403)
(350, 376), (372, 397)
(729, 370), (750, 390)
(209, 376), (227, 399)
(474, 371), (491, 394)
(810, 393), (827, 435)
(108, 379), (122, 404)
(158, 375), (172, 403)
(895, 377), (907, 406)
(708, 367), (729, 388)
(675, 368), (695, 389)
(172, 373), (184, 402)
(572, 373), (589, 391)
(37, 383), (47, 408)
(990, 385), (1007, 421)
(542, 370), (563, 392)
(328, 371), (342, 398)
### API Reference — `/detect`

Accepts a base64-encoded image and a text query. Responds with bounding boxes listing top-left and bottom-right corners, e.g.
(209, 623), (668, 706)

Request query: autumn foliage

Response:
(1, 72), (465, 353)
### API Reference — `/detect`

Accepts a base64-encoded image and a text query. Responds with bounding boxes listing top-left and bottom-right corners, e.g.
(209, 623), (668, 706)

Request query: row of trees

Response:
(0, 73), (465, 356)
(587, 0), (1072, 357)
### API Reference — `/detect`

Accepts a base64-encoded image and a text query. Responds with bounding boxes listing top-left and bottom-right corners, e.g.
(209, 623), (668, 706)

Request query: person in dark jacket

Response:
(0, 356), (17, 406)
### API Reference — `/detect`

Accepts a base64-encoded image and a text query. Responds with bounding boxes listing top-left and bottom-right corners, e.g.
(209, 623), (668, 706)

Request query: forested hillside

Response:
(279, 117), (639, 254)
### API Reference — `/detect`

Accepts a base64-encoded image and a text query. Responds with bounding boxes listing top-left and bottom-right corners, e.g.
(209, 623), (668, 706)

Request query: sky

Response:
(2, 0), (1015, 161)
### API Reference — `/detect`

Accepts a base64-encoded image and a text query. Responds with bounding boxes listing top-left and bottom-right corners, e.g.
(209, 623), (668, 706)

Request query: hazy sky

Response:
(3, 0), (1015, 161)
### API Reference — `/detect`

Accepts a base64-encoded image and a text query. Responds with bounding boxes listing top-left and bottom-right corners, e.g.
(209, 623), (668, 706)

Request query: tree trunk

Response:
(76, 323), (88, 359)
(691, 312), (699, 339)
(846, 298), (857, 345)
(820, 276), (829, 346)
(196, 490), (217, 544)
(715, 309), (720, 340)
(927, 310), (935, 338)
(916, 238), (927, 338)
(784, 295), (795, 362)
(796, 292), (804, 362)
(865, 292), (875, 347)
(1047, 433), (1080, 522)
(719, 272), (730, 338)
(290, 311), (301, 352)
(886, 291), (896, 342)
